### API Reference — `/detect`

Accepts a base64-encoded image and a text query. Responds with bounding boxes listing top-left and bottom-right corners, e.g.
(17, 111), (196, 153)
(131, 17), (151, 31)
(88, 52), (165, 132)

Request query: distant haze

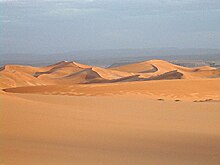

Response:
(1, 48), (220, 67)
(1, 0), (220, 57)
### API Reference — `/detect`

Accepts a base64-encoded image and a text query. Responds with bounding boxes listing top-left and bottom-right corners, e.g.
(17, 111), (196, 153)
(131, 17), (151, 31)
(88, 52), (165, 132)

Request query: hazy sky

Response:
(1, 0), (220, 54)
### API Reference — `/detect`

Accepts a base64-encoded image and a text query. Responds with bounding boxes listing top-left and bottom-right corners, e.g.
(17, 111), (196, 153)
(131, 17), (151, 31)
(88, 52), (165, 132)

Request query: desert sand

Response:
(1, 59), (220, 89)
(1, 60), (220, 165)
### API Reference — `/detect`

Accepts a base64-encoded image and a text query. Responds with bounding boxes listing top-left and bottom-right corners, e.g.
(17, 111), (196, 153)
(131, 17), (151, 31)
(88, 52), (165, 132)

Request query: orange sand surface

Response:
(1, 92), (220, 165)
(3, 78), (220, 101)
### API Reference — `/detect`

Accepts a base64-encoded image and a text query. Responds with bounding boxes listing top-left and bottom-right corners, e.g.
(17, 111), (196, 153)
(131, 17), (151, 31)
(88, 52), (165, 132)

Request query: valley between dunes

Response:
(1, 59), (220, 164)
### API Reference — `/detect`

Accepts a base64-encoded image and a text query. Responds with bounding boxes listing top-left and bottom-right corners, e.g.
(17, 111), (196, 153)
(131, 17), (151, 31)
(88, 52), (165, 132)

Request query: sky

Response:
(1, 0), (220, 54)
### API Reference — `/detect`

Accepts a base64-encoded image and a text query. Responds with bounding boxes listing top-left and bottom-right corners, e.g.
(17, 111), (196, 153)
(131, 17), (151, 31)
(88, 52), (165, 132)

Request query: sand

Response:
(1, 60), (220, 164)
(1, 93), (220, 165)
(1, 60), (220, 88)
(4, 78), (220, 101)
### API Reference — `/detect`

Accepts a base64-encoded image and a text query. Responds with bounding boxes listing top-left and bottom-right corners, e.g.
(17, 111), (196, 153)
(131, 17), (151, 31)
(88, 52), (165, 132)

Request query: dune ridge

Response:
(1, 59), (219, 89)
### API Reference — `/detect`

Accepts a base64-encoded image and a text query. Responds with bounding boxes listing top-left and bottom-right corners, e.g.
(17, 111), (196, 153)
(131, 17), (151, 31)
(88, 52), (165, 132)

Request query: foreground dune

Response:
(4, 78), (220, 101)
(1, 93), (220, 165)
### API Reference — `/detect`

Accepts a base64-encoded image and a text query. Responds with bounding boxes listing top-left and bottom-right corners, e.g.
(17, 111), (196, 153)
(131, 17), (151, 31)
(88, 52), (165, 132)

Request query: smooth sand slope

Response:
(1, 93), (220, 165)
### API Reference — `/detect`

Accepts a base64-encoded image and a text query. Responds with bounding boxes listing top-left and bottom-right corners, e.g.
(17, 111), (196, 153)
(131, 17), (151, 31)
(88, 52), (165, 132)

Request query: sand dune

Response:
(1, 60), (220, 105)
(111, 59), (220, 79)
(3, 78), (220, 101)
(1, 59), (219, 89)
(0, 65), (46, 88)
(0, 61), (135, 88)
(35, 61), (90, 79)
